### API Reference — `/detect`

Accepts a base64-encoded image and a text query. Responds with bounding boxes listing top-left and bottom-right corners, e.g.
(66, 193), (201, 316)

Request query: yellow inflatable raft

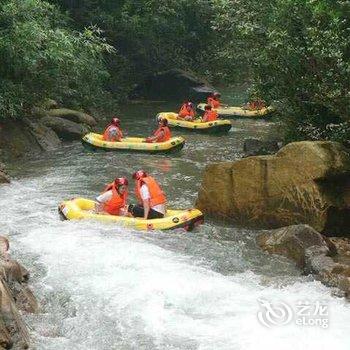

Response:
(197, 103), (274, 118)
(82, 133), (185, 153)
(157, 112), (232, 134)
(58, 198), (204, 231)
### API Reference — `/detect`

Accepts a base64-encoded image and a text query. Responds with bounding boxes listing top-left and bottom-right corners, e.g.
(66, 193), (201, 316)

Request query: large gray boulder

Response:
(46, 108), (97, 126)
(23, 118), (61, 151)
(196, 141), (350, 236)
(0, 118), (61, 160)
(130, 69), (216, 102)
(41, 116), (89, 141)
(257, 224), (334, 268)
(257, 225), (350, 297)
(0, 120), (44, 158)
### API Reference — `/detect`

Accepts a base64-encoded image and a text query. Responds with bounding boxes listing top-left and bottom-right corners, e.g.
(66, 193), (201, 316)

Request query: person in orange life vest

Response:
(178, 101), (195, 121)
(202, 104), (218, 122)
(102, 117), (123, 142)
(207, 92), (221, 109)
(95, 177), (129, 216)
(145, 116), (171, 143)
(128, 170), (167, 219)
(243, 99), (266, 110)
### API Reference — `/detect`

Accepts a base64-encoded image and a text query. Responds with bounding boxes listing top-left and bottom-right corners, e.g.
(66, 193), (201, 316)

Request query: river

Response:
(1, 94), (350, 349)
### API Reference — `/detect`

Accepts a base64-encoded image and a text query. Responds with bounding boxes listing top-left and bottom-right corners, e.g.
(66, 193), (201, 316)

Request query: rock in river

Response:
(0, 163), (10, 184)
(0, 235), (38, 348)
(196, 141), (350, 235)
(41, 116), (90, 141)
(130, 69), (216, 101)
(257, 225), (350, 297)
(46, 108), (97, 127)
(257, 224), (334, 268)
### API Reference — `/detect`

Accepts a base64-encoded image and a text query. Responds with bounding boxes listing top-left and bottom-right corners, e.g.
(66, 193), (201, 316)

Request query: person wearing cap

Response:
(202, 104), (218, 122)
(145, 116), (171, 143)
(178, 101), (195, 121)
(95, 177), (130, 216)
(102, 117), (123, 142)
(128, 170), (167, 219)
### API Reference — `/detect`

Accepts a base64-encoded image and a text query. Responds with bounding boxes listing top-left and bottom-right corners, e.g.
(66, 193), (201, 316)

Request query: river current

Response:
(1, 96), (349, 349)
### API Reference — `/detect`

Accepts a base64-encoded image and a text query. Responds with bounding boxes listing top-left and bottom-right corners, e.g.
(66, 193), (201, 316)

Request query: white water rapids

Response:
(1, 110), (350, 349)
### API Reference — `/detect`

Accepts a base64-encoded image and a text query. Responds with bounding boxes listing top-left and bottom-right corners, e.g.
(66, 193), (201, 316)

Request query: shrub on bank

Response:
(0, 0), (114, 120)
(212, 0), (350, 144)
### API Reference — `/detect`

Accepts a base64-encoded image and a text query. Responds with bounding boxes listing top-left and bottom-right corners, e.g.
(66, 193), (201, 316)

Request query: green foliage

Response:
(1, 0), (348, 146)
(213, 0), (350, 143)
(0, 0), (114, 119)
(51, 0), (216, 87)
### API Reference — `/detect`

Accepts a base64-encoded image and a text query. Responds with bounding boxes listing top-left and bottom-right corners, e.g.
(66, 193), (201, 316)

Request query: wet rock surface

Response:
(0, 101), (94, 158)
(0, 236), (38, 349)
(197, 141), (350, 235)
(258, 225), (350, 297)
(46, 108), (97, 127)
(257, 224), (333, 268)
(0, 164), (10, 184)
(41, 116), (90, 141)
(23, 118), (61, 151)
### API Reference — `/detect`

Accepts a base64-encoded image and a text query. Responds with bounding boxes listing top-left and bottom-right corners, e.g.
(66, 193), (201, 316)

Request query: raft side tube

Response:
(58, 198), (204, 231)
(81, 133), (185, 153)
(196, 103), (274, 118)
(158, 112), (232, 134)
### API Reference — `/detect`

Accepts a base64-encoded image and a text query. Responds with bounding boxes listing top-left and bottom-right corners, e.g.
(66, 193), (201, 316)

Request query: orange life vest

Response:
(203, 110), (218, 122)
(102, 125), (123, 141)
(102, 182), (127, 215)
(248, 100), (266, 111)
(178, 104), (195, 118)
(135, 176), (166, 207)
(153, 126), (171, 142)
(207, 97), (220, 109)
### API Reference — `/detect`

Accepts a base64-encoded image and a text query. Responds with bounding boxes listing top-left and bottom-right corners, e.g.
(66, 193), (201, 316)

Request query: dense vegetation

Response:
(0, 0), (114, 119)
(213, 0), (350, 142)
(50, 0), (218, 93)
(1, 0), (349, 143)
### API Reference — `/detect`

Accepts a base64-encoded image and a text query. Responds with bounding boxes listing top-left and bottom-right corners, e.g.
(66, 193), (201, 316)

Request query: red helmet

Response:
(132, 170), (147, 180)
(114, 177), (128, 186)
(111, 117), (120, 126)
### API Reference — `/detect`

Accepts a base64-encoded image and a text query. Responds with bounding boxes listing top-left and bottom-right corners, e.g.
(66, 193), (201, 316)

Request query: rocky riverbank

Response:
(0, 236), (38, 349)
(0, 102), (97, 162)
(257, 225), (350, 298)
(0, 164), (10, 185)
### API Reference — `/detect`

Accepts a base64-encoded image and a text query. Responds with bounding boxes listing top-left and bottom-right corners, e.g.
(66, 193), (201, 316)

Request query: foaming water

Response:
(1, 102), (350, 349)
